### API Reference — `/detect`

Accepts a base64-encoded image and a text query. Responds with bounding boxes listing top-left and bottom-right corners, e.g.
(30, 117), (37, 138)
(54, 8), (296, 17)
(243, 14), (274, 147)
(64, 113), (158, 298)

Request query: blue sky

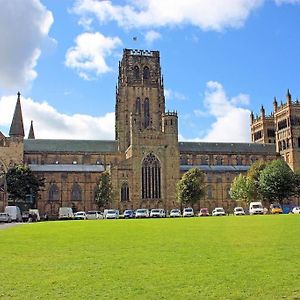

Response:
(1, 0), (300, 142)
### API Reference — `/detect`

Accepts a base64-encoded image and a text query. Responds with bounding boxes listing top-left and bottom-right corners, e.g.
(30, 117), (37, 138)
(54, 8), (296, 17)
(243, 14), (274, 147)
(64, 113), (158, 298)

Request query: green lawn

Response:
(1, 215), (300, 299)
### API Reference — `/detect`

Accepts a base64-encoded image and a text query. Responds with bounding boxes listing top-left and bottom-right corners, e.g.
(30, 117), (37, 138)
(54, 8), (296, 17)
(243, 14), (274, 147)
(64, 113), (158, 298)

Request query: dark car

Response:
(123, 210), (135, 219)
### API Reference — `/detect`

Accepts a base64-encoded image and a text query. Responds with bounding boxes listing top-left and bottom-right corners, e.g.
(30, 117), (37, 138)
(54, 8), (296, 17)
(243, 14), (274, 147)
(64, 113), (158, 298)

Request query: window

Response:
(207, 186), (212, 199)
(143, 66), (150, 80)
(71, 183), (82, 201)
(134, 66), (139, 80)
(49, 184), (59, 201)
(142, 153), (161, 200)
(135, 98), (141, 114)
(144, 98), (150, 128)
(121, 182), (129, 202)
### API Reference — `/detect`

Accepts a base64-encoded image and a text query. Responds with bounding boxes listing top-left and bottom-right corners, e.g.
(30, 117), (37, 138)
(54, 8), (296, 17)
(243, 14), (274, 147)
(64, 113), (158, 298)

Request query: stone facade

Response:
(0, 49), (281, 216)
(251, 90), (300, 171)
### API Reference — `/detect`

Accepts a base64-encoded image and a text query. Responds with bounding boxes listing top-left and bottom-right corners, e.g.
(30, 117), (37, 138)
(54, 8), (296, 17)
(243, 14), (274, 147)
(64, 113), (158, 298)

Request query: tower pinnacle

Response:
(9, 92), (25, 138)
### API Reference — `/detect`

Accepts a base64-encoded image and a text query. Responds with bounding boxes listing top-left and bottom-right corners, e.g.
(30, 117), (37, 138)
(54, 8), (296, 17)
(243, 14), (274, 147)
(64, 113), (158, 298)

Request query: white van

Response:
(5, 206), (22, 222)
(58, 207), (74, 220)
(249, 202), (264, 215)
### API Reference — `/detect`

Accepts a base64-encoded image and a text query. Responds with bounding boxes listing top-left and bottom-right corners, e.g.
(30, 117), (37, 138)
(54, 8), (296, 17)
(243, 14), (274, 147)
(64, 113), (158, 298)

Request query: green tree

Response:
(230, 174), (258, 203)
(176, 168), (206, 207)
(259, 159), (295, 205)
(6, 164), (45, 207)
(95, 171), (113, 209)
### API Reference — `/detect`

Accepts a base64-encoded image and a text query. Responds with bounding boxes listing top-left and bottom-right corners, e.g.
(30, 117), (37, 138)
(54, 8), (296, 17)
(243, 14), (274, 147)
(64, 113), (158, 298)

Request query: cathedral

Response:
(2, 48), (298, 216)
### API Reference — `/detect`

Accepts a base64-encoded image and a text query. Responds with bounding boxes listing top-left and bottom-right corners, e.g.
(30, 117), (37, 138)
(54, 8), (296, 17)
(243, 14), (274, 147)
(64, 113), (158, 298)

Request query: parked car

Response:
(234, 207), (245, 216)
(29, 209), (40, 221)
(198, 208), (209, 217)
(0, 213), (12, 223)
(150, 209), (165, 218)
(270, 203), (283, 214)
(104, 209), (119, 219)
(5, 206), (22, 222)
(74, 211), (87, 220)
(86, 211), (102, 220)
(58, 207), (74, 220)
(123, 210), (135, 219)
(170, 209), (181, 218)
(291, 206), (300, 214)
(135, 209), (149, 218)
(22, 211), (29, 222)
(183, 207), (194, 217)
(212, 207), (226, 216)
(249, 202), (264, 215)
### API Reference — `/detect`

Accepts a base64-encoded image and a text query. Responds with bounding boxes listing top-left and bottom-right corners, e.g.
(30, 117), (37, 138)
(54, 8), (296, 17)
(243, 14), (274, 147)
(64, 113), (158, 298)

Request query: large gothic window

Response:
(49, 184), (59, 201)
(143, 66), (150, 80)
(142, 153), (161, 200)
(134, 66), (140, 80)
(121, 182), (129, 202)
(144, 98), (150, 128)
(71, 183), (82, 201)
(135, 98), (141, 114)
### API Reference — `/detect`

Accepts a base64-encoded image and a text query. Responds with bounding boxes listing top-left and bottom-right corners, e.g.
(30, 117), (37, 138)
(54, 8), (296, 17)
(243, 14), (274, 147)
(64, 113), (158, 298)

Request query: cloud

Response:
(191, 81), (251, 142)
(165, 88), (187, 101)
(65, 32), (122, 79)
(145, 30), (162, 44)
(72, 0), (264, 31)
(0, 95), (115, 140)
(0, 0), (54, 90)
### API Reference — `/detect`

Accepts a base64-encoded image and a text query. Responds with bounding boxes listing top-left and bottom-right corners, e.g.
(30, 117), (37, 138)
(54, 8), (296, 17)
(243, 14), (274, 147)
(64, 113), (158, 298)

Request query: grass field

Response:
(1, 215), (300, 299)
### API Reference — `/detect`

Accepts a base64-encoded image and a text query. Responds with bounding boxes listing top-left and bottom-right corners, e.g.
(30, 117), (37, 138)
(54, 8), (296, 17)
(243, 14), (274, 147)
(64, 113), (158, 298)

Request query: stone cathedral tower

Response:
(112, 49), (180, 210)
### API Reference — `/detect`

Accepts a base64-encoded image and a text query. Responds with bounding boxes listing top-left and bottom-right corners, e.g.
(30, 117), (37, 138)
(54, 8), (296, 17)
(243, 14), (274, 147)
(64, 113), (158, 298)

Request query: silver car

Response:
(0, 213), (12, 223)
(135, 209), (149, 218)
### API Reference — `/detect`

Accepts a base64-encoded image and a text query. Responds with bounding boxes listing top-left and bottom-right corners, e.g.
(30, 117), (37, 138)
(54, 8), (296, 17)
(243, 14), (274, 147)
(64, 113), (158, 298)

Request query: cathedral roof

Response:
(179, 142), (276, 154)
(24, 139), (118, 153)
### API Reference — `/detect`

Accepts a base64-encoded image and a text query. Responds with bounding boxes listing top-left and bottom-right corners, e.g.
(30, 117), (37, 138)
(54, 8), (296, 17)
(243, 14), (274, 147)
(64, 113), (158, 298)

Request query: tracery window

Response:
(71, 183), (82, 201)
(143, 66), (150, 80)
(142, 153), (161, 200)
(134, 65), (140, 80)
(49, 184), (59, 201)
(121, 182), (129, 202)
(135, 98), (141, 114)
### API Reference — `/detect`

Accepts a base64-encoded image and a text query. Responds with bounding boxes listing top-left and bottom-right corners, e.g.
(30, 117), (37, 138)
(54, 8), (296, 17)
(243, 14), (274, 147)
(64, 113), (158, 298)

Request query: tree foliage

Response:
(229, 174), (256, 203)
(95, 171), (113, 208)
(6, 164), (45, 206)
(259, 159), (295, 204)
(176, 168), (206, 206)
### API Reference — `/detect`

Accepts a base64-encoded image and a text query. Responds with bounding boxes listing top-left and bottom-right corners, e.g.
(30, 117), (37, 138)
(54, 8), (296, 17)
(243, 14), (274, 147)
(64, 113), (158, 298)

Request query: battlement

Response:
(163, 111), (178, 117)
(125, 49), (159, 57)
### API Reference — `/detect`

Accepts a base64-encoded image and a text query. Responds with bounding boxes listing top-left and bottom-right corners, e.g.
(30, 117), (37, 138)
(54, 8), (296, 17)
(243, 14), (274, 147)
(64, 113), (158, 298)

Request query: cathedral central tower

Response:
(115, 49), (165, 151)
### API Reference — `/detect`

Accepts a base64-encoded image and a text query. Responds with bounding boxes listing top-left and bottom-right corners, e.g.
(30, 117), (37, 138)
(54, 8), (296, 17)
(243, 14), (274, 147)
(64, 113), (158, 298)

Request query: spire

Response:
(250, 111), (254, 123)
(9, 92), (24, 138)
(286, 88), (292, 105)
(28, 120), (35, 139)
(260, 105), (265, 118)
(273, 97), (278, 112)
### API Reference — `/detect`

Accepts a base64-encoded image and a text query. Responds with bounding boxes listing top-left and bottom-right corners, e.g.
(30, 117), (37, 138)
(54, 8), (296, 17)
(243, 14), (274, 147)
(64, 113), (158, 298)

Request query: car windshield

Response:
(185, 208), (192, 212)
(216, 209), (224, 212)
(253, 205), (262, 209)
(151, 209), (160, 213)
(107, 210), (116, 213)
(76, 212), (84, 215)
(171, 209), (179, 212)
(137, 209), (147, 213)
(87, 211), (96, 214)
(235, 208), (243, 211)
(124, 210), (133, 214)
(201, 209), (208, 212)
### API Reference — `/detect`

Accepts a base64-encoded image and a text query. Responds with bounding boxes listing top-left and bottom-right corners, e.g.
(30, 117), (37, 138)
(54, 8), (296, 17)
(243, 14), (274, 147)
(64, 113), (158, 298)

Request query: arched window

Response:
(121, 182), (129, 202)
(135, 98), (141, 114)
(282, 140), (286, 150)
(142, 153), (161, 200)
(49, 184), (59, 201)
(144, 98), (150, 128)
(134, 66), (139, 80)
(278, 141), (282, 151)
(71, 183), (82, 201)
(143, 66), (150, 80)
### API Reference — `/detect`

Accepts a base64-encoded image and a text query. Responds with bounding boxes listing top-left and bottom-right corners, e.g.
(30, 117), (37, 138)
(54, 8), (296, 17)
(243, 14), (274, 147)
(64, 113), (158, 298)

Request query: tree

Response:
(246, 160), (266, 201)
(176, 168), (206, 207)
(259, 159), (295, 205)
(229, 174), (255, 203)
(6, 164), (45, 207)
(95, 171), (113, 209)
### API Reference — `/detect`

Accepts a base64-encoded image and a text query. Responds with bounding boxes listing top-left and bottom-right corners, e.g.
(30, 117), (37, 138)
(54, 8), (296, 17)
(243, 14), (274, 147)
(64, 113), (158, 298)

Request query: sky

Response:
(1, 0), (300, 142)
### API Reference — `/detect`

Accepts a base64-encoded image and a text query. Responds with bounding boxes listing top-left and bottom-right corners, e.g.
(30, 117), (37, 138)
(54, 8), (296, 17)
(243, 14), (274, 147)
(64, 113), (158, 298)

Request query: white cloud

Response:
(190, 81), (251, 142)
(145, 30), (162, 44)
(165, 88), (187, 101)
(72, 0), (264, 31)
(65, 32), (122, 79)
(0, 95), (115, 140)
(0, 0), (54, 89)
